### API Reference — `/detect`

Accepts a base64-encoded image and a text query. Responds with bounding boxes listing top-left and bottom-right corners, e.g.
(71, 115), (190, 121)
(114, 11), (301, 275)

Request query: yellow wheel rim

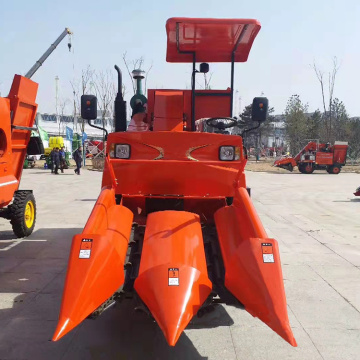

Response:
(25, 200), (35, 228)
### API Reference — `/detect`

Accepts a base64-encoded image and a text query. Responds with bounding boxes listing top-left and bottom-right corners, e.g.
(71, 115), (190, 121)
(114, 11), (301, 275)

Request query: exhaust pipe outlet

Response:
(114, 65), (127, 132)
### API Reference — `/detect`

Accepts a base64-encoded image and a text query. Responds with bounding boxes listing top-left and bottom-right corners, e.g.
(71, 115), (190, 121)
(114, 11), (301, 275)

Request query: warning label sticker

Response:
(79, 238), (93, 259)
(261, 243), (275, 263)
(168, 268), (179, 286)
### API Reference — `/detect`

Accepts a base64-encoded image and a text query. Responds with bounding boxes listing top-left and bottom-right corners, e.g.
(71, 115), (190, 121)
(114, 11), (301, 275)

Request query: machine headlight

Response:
(219, 146), (240, 161)
(115, 144), (131, 159)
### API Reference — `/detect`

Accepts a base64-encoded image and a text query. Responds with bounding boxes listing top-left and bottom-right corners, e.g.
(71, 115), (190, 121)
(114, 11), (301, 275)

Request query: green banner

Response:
(37, 124), (49, 141)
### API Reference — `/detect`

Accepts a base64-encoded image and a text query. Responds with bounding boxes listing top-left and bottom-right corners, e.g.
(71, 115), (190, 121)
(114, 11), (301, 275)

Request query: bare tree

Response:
(58, 98), (70, 136)
(93, 69), (116, 138)
(122, 52), (136, 94)
(312, 63), (327, 115)
(70, 65), (95, 133)
(122, 52), (153, 95)
(144, 62), (153, 94)
(204, 72), (214, 90)
(311, 57), (340, 141)
(328, 57), (340, 135)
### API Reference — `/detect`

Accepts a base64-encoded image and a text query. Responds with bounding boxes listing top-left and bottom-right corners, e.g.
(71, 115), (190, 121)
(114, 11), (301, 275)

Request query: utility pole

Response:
(55, 76), (59, 135)
(234, 90), (239, 116)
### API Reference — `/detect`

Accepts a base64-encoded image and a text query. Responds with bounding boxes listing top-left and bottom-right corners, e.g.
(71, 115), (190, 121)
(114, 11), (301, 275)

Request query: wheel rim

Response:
(25, 200), (35, 228)
(305, 164), (312, 173)
(333, 167), (340, 174)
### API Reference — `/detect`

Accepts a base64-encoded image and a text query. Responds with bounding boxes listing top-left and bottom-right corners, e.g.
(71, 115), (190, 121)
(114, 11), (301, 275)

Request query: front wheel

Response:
(303, 163), (314, 174)
(328, 165), (341, 174)
(9, 191), (36, 238)
(298, 164), (305, 173)
(298, 163), (314, 174)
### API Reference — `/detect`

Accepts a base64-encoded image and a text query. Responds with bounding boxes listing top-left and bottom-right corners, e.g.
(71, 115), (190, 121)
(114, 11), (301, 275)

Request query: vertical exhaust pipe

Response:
(114, 65), (127, 132)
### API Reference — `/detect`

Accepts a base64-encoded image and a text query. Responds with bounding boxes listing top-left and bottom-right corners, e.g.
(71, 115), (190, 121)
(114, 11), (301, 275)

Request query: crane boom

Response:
(25, 28), (72, 79)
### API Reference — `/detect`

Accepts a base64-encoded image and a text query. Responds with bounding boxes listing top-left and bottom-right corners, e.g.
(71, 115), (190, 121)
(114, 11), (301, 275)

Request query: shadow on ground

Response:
(75, 199), (98, 202)
(333, 198), (360, 203)
(0, 227), (236, 359)
(55, 299), (227, 360)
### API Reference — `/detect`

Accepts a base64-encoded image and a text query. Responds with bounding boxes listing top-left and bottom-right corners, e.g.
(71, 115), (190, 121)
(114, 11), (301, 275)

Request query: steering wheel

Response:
(205, 117), (238, 130)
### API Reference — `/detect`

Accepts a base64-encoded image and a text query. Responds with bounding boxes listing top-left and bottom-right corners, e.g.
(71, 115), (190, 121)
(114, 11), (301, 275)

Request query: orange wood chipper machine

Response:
(0, 28), (71, 237)
(53, 18), (297, 347)
(274, 141), (348, 174)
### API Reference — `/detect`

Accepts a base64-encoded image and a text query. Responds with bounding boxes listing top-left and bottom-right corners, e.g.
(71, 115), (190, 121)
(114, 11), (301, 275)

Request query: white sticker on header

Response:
(262, 243), (275, 263)
(79, 238), (93, 259)
(168, 268), (179, 286)
(263, 253), (275, 263)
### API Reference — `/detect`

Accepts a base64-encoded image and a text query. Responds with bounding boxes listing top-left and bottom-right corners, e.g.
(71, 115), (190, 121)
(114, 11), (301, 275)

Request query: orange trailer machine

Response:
(53, 18), (297, 347)
(0, 28), (71, 237)
(274, 140), (348, 174)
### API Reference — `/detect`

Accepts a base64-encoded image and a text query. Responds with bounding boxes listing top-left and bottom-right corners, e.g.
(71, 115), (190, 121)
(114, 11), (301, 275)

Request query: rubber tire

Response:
(328, 165), (341, 174)
(303, 163), (314, 174)
(298, 164), (306, 174)
(9, 191), (36, 238)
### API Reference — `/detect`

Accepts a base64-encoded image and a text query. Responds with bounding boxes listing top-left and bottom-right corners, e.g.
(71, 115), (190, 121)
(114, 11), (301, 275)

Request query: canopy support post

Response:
(230, 24), (249, 117)
(191, 55), (196, 131)
(230, 54), (235, 117)
(176, 21), (197, 131)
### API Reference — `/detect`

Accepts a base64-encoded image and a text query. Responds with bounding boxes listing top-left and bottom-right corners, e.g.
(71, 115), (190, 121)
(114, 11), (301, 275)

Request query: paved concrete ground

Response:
(0, 168), (359, 360)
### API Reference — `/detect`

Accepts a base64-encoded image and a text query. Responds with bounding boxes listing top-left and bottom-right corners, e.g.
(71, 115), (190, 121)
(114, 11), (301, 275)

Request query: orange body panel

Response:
(8, 75), (38, 181)
(0, 98), (18, 206)
(106, 131), (246, 197)
(52, 187), (133, 341)
(153, 91), (184, 131)
(134, 211), (212, 345)
(273, 157), (297, 168)
(333, 144), (348, 164)
(166, 18), (261, 63)
(0, 75), (38, 207)
(194, 91), (231, 120)
(214, 187), (297, 347)
(315, 152), (333, 165)
(147, 89), (231, 130)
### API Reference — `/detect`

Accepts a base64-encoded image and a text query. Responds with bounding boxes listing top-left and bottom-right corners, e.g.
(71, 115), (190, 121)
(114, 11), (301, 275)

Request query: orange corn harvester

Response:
(53, 18), (297, 347)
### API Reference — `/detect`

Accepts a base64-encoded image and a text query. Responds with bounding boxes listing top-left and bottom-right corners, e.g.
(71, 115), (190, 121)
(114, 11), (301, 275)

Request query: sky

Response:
(1, 0), (360, 116)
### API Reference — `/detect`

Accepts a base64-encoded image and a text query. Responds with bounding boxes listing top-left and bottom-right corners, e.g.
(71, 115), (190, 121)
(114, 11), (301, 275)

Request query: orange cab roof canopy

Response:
(166, 18), (261, 63)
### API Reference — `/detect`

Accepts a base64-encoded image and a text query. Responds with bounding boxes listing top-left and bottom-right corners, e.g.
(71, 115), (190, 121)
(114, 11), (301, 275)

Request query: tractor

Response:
(53, 18), (297, 348)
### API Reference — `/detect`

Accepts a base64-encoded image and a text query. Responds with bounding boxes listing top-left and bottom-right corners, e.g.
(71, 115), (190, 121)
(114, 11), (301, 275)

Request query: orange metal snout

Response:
(214, 187), (297, 347)
(52, 188), (133, 341)
(134, 211), (212, 346)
